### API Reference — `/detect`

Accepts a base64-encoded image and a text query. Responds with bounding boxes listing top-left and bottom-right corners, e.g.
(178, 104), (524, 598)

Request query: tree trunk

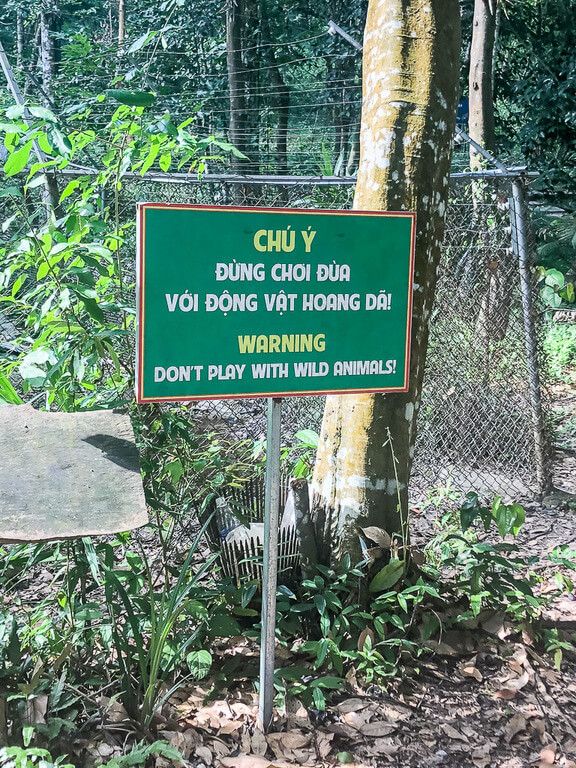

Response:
(469, 0), (497, 166)
(270, 62), (289, 176)
(469, 0), (510, 344)
(16, 9), (24, 69)
(37, 2), (61, 210)
(291, 478), (318, 579)
(226, 0), (248, 171)
(118, 0), (126, 47)
(311, 0), (461, 566)
(242, 0), (260, 174)
(39, 1), (57, 104)
(260, 1), (288, 176)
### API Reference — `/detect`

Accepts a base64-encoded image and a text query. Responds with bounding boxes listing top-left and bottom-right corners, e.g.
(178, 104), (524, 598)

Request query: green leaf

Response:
(73, 351), (86, 381)
(186, 650), (212, 679)
(11, 274), (25, 297)
(159, 152), (171, 172)
(312, 687), (326, 710)
(211, 138), (248, 159)
(5, 104), (24, 119)
(554, 648), (563, 670)
(460, 492), (481, 531)
(492, 500), (525, 538)
(166, 458), (184, 485)
(208, 613), (241, 638)
(51, 128), (73, 156)
(84, 243), (112, 258)
(0, 372), (23, 405)
(106, 89), (156, 107)
(59, 178), (80, 202)
(37, 260), (51, 280)
(544, 268), (565, 288)
(79, 296), (105, 323)
(0, 185), (23, 199)
(128, 31), (156, 53)
(541, 285), (562, 308)
(295, 429), (319, 448)
(314, 594), (327, 615)
(560, 282), (575, 303)
(4, 139), (34, 177)
(369, 558), (405, 593)
(140, 141), (161, 175)
(309, 675), (343, 689)
(29, 105), (57, 122)
(510, 503), (526, 536)
(27, 174), (47, 189)
(81, 537), (102, 584)
(18, 361), (46, 383)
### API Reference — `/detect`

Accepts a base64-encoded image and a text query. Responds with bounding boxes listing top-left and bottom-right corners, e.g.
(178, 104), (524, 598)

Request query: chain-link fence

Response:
(111, 168), (548, 502)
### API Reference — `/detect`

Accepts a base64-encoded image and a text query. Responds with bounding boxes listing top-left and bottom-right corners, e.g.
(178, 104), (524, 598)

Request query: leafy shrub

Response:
(543, 323), (576, 381)
(0, 747), (73, 768)
(271, 492), (574, 710)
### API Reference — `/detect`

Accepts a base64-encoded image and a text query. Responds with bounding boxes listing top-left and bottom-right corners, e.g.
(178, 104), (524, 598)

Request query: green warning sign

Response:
(136, 204), (415, 402)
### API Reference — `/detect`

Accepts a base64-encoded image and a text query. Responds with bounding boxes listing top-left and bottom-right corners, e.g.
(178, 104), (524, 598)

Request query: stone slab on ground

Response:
(0, 405), (147, 541)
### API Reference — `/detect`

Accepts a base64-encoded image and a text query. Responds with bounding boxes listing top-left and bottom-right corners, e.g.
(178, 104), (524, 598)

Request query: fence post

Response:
(509, 176), (550, 497)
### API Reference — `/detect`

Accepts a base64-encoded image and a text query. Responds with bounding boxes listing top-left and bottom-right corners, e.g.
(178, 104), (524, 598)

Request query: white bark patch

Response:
(337, 475), (388, 491)
(386, 479), (406, 495)
(405, 402), (414, 422)
(337, 497), (362, 525)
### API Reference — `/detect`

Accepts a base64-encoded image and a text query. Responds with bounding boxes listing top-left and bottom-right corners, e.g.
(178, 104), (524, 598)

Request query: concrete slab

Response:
(0, 405), (148, 542)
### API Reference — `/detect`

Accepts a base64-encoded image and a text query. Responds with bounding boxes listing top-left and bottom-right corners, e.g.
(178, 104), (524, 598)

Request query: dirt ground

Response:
(143, 383), (576, 768)
(146, 499), (575, 768)
(11, 387), (576, 768)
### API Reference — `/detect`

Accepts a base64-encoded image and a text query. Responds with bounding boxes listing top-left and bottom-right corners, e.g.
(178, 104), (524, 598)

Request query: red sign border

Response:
(136, 203), (416, 403)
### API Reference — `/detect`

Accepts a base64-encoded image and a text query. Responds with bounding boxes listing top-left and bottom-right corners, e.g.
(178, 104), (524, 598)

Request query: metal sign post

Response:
(258, 397), (282, 732)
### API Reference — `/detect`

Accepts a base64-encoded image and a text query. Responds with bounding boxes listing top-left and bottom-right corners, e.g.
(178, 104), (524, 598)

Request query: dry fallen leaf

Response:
(440, 723), (468, 743)
(531, 718), (547, 743)
(251, 728), (269, 756)
(219, 720), (244, 735)
(342, 704), (379, 728)
(211, 740), (231, 758)
(337, 698), (370, 714)
(266, 730), (311, 760)
(195, 745), (213, 766)
(357, 627), (375, 651)
(499, 758), (523, 768)
(495, 670), (531, 700)
(158, 729), (200, 760)
(359, 721), (397, 738)
(481, 612), (514, 639)
(315, 731), (334, 760)
(504, 712), (527, 743)
(326, 722), (361, 740)
(219, 757), (287, 768)
(460, 657), (483, 683)
(367, 738), (399, 757)
(379, 702), (412, 723)
(539, 744), (557, 766)
(361, 526), (391, 549)
(100, 695), (129, 724)
(471, 743), (492, 768)
(494, 687), (518, 701)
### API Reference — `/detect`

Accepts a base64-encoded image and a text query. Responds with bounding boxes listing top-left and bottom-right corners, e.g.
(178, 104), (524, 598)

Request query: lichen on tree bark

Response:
(311, 0), (461, 566)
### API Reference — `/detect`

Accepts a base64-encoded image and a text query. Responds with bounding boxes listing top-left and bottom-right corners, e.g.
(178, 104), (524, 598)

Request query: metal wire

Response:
(112, 172), (548, 502)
